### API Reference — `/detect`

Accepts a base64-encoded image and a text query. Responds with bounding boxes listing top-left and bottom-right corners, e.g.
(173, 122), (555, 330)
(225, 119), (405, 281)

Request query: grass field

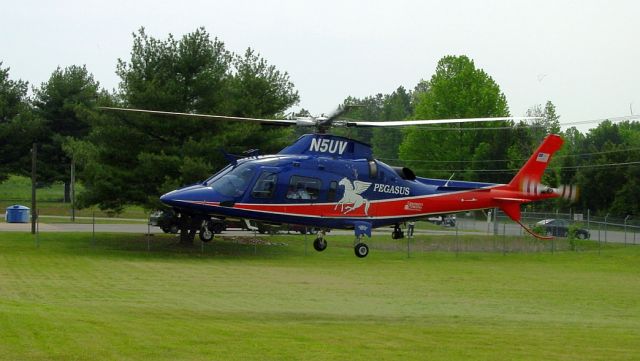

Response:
(0, 175), (148, 219)
(1, 232), (639, 360)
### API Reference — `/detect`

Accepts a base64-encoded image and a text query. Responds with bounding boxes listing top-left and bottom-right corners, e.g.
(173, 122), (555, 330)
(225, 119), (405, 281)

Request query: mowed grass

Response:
(0, 233), (639, 360)
(0, 175), (148, 219)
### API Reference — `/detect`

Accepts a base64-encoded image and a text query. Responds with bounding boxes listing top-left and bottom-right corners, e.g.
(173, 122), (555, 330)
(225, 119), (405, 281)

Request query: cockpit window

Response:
(251, 172), (277, 199)
(203, 165), (232, 186)
(208, 163), (256, 197)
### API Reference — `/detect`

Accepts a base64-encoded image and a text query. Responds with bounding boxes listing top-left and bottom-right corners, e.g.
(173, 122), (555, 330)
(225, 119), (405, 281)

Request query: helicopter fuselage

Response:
(160, 133), (559, 234)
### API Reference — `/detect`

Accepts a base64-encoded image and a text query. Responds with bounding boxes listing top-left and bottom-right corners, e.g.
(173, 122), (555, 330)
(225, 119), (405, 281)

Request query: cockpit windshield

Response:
(203, 165), (232, 186)
(207, 162), (256, 198)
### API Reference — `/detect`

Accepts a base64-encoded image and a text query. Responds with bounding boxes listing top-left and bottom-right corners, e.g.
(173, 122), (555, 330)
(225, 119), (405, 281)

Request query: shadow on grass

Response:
(0, 232), (301, 261)
(1, 231), (630, 263)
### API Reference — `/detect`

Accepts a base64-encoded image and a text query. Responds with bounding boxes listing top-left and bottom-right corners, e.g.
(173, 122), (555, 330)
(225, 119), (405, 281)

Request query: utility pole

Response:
(31, 143), (37, 234)
(71, 156), (76, 222)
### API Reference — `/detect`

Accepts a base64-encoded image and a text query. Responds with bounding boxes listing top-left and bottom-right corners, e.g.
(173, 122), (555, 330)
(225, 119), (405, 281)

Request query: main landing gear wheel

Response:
(199, 225), (214, 242)
(313, 237), (327, 252)
(354, 243), (369, 258)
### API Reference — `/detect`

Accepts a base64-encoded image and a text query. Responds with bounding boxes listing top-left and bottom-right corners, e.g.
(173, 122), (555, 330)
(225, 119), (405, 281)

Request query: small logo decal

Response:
(404, 201), (423, 211)
(335, 178), (372, 215)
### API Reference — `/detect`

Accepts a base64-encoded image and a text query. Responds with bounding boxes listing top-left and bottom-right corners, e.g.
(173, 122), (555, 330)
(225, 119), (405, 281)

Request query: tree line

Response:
(1, 28), (638, 216)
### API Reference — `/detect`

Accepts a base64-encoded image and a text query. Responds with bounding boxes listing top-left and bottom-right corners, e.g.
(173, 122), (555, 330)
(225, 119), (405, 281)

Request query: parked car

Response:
(535, 219), (590, 239)
(426, 214), (456, 227)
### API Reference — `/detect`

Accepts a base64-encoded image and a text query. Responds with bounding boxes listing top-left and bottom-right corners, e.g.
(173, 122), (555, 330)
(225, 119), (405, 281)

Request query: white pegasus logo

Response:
(335, 178), (372, 215)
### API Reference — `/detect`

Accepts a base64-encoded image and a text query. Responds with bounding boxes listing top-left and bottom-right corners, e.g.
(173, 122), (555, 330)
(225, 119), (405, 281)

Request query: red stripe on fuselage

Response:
(217, 185), (555, 219)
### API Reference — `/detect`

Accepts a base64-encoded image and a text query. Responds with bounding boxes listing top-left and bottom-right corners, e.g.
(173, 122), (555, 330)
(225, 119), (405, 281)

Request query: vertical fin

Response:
(509, 134), (563, 188)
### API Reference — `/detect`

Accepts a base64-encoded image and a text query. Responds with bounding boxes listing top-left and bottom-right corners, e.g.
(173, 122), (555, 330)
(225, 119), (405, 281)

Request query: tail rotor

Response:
(520, 177), (579, 203)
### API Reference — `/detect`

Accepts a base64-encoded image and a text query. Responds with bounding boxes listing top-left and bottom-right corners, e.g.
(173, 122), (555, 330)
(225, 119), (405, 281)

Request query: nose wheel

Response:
(354, 242), (369, 258)
(313, 230), (328, 252)
(199, 220), (214, 242)
(313, 237), (327, 251)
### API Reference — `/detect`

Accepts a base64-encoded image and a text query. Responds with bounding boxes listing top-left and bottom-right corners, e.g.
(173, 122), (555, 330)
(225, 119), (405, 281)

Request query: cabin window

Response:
(328, 181), (338, 202)
(251, 172), (277, 199)
(287, 175), (321, 200)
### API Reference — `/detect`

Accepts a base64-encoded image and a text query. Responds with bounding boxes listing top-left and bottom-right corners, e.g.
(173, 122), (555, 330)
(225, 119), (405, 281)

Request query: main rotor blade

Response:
(345, 116), (542, 127)
(98, 107), (309, 126)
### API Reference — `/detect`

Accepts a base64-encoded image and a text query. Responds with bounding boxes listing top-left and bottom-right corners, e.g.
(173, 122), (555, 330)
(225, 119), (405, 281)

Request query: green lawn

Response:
(0, 233), (639, 360)
(0, 175), (66, 202)
(0, 175), (148, 219)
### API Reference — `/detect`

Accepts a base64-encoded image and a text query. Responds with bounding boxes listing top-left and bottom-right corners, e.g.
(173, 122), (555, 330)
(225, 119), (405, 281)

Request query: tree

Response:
(399, 55), (510, 182)
(576, 121), (640, 215)
(31, 65), (100, 200)
(0, 63), (40, 182)
(77, 28), (299, 216)
(334, 87), (413, 162)
(371, 87), (413, 160)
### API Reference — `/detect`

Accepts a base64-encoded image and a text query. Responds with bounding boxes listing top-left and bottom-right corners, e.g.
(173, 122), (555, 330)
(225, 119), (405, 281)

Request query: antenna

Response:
(444, 173), (455, 187)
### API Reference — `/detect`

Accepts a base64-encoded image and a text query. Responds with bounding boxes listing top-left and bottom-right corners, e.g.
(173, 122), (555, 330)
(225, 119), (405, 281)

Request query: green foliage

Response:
(78, 27), (299, 212)
(574, 121), (640, 215)
(399, 55), (511, 182)
(532, 223), (546, 235)
(0, 63), (40, 182)
(567, 223), (585, 250)
(31, 65), (100, 184)
(336, 87), (412, 161)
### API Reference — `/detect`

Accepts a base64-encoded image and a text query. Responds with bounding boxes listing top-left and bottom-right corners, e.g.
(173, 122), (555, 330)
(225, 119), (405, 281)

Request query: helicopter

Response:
(101, 106), (576, 258)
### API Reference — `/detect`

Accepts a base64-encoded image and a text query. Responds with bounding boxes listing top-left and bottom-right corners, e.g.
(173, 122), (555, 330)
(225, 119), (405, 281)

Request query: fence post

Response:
(604, 213), (609, 243)
(502, 223), (506, 255)
(624, 216), (630, 247)
(35, 209), (40, 248)
(92, 211), (95, 247)
(455, 216), (459, 257)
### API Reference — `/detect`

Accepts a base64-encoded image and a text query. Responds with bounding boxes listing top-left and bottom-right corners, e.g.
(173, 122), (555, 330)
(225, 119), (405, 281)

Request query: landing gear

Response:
(199, 222), (214, 242)
(313, 230), (328, 252)
(313, 237), (327, 252)
(354, 242), (369, 258)
(391, 223), (404, 239)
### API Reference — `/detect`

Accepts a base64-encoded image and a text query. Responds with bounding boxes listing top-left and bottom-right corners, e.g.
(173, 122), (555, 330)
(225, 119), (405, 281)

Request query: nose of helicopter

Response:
(160, 184), (208, 207)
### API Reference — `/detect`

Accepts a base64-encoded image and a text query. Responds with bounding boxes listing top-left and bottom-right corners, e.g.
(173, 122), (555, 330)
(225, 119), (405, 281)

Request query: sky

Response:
(1, 0), (638, 130)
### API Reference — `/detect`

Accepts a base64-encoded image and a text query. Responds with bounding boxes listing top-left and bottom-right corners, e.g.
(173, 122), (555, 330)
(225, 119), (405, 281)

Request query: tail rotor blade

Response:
(555, 184), (579, 203)
(520, 178), (579, 203)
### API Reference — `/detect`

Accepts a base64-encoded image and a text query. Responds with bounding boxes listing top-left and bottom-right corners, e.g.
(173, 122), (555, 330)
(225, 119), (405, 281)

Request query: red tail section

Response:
(493, 134), (564, 239)
(508, 134), (564, 189)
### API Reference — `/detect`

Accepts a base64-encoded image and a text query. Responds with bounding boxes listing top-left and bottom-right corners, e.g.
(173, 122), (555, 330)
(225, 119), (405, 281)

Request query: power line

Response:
(379, 146), (640, 164)
(417, 160), (640, 174)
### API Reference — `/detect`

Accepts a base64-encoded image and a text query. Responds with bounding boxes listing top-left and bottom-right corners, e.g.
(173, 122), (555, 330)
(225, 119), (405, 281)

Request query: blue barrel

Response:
(5, 205), (30, 223)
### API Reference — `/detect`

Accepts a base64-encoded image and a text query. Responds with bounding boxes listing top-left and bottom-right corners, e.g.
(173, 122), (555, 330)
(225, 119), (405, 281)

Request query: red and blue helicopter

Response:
(103, 107), (576, 257)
